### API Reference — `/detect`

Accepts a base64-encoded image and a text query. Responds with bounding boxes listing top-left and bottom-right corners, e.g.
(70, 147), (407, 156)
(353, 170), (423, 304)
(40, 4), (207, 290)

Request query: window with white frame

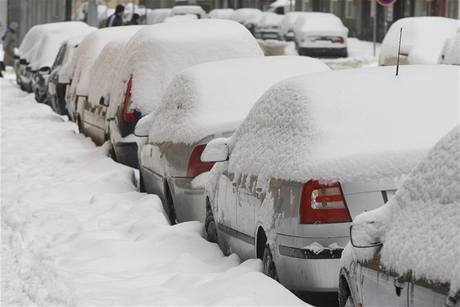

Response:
(345, 0), (355, 19)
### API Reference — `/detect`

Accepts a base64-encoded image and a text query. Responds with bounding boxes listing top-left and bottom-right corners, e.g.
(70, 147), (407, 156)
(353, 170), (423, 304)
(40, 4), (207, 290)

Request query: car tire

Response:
(262, 245), (279, 281)
(205, 203), (218, 243)
(164, 183), (177, 225)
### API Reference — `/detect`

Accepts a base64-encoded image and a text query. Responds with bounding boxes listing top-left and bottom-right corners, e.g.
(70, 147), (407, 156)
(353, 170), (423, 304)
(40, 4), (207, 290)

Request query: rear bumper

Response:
(298, 46), (347, 57)
(113, 141), (139, 169)
(260, 31), (281, 40)
(168, 176), (206, 223)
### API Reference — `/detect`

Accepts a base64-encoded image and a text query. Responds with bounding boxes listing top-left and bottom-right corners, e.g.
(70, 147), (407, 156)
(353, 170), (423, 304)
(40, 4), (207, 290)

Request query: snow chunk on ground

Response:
(228, 65), (459, 184)
(1, 78), (307, 306)
(148, 56), (329, 145)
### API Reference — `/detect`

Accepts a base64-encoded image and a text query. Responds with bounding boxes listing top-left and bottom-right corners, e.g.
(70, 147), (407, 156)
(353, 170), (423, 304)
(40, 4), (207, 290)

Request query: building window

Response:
(447, 0), (459, 18)
(345, 0), (355, 19)
(330, 0), (339, 15)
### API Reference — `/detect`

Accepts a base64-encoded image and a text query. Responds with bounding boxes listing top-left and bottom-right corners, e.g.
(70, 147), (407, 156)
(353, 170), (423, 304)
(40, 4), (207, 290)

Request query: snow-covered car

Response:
(66, 26), (143, 125)
(106, 20), (263, 169)
(80, 36), (139, 146)
(379, 17), (459, 66)
(441, 29), (460, 65)
(163, 14), (198, 23)
(171, 5), (207, 19)
(209, 8), (234, 20)
(15, 22), (91, 94)
(231, 8), (263, 32)
(339, 125), (459, 307)
(138, 56), (329, 224)
(47, 33), (96, 115)
(145, 8), (172, 24)
(294, 12), (348, 57)
(279, 12), (307, 41)
(201, 65), (459, 293)
(254, 12), (284, 40)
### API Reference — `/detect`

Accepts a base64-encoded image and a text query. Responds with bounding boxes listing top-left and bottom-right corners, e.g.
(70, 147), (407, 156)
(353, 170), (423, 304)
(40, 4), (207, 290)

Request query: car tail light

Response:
(122, 75), (135, 123)
(333, 36), (345, 44)
(299, 180), (351, 224)
(187, 144), (215, 178)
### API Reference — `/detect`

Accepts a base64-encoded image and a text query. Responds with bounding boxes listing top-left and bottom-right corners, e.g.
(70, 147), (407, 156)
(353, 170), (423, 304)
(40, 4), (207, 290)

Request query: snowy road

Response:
(1, 77), (307, 306)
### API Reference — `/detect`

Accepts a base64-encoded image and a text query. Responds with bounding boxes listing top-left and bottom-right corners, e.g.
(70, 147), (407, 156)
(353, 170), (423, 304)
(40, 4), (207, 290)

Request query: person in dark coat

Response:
(128, 13), (140, 25)
(106, 4), (125, 27)
(1, 22), (18, 77)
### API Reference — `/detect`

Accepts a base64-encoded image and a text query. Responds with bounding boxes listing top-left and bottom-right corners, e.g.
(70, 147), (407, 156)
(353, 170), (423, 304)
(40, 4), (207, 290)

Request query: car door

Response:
(408, 279), (454, 307)
(358, 256), (409, 307)
(215, 171), (238, 254)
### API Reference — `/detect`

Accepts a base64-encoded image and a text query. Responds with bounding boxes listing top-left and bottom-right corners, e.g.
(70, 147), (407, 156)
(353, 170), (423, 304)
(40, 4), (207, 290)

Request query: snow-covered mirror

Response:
(201, 138), (229, 163)
(134, 112), (154, 137)
(349, 221), (385, 248)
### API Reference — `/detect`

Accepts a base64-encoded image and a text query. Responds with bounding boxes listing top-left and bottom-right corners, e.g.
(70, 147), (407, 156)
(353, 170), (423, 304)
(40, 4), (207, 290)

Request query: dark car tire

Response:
(205, 204), (218, 243)
(164, 183), (177, 225)
(262, 245), (279, 281)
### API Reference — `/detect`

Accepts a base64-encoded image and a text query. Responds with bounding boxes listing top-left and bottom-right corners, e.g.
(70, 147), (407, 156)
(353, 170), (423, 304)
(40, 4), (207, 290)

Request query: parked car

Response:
(139, 56), (329, 224)
(170, 5), (207, 19)
(279, 12), (307, 41)
(145, 8), (172, 24)
(294, 12), (348, 57)
(105, 20), (263, 169)
(201, 65), (459, 294)
(254, 12), (284, 40)
(441, 29), (460, 65)
(164, 14), (198, 23)
(231, 8), (263, 32)
(379, 17), (459, 66)
(209, 8), (234, 20)
(47, 31), (96, 115)
(339, 125), (459, 307)
(66, 26), (143, 124)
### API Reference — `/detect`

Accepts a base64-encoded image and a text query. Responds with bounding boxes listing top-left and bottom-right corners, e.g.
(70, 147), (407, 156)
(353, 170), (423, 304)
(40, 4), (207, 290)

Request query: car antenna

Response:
(396, 27), (403, 77)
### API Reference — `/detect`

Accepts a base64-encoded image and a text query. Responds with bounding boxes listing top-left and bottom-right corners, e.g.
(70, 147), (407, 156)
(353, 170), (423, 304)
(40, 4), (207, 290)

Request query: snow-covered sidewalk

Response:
(1, 77), (306, 306)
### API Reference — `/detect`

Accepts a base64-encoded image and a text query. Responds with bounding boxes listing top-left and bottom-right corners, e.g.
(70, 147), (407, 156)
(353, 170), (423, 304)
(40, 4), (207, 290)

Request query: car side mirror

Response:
(201, 138), (229, 163)
(134, 112), (154, 137)
(350, 222), (384, 248)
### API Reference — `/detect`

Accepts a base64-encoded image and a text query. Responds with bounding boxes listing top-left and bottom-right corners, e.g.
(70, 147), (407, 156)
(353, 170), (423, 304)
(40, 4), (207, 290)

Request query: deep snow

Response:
(1, 77), (307, 306)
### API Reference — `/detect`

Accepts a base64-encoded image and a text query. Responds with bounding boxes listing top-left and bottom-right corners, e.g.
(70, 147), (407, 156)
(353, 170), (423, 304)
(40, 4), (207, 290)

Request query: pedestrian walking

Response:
(106, 4), (125, 27)
(1, 22), (18, 77)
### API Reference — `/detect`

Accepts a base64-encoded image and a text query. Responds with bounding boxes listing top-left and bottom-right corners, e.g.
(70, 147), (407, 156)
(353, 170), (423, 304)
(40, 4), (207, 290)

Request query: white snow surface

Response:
(294, 12), (345, 33)
(145, 8), (172, 24)
(1, 78), (307, 306)
(379, 17), (460, 65)
(343, 126), (460, 292)
(227, 65), (460, 184)
(148, 56), (329, 145)
(107, 20), (263, 118)
(68, 26), (143, 99)
(209, 8), (235, 19)
(164, 14), (198, 23)
(231, 8), (263, 26)
(171, 5), (207, 18)
(279, 12), (307, 37)
(258, 12), (284, 27)
(442, 29), (460, 65)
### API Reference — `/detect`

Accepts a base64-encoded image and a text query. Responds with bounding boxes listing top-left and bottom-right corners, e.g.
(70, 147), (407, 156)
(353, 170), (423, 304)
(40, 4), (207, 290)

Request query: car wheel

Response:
(262, 245), (279, 281)
(164, 183), (177, 225)
(338, 278), (354, 307)
(205, 203), (218, 243)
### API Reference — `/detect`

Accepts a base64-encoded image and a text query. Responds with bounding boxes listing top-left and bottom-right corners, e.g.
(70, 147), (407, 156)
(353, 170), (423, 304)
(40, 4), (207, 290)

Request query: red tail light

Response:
(122, 75), (135, 123)
(187, 144), (215, 178)
(299, 180), (351, 224)
(334, 37), (345, 44)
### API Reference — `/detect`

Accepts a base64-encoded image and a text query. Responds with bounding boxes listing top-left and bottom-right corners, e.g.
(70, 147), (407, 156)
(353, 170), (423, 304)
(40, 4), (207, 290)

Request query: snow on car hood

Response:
(107, 20), (263, 119)
(227, 65), (460, 184)
(148, 56), (329, 145)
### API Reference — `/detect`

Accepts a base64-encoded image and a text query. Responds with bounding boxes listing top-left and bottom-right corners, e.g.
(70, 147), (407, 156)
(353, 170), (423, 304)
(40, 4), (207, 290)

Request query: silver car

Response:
(139, 56), (330, 224)
(201, 65), (459, 293)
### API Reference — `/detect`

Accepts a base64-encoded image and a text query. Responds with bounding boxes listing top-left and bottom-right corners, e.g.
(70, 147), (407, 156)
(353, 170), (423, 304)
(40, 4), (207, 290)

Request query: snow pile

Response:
(1, 78), (307, 306)
(343, 126), (460, 292)
(231, 8), (263, 26)
(279, 12), (307, 37)
(145, 8), (172, 24)
(171, 5), (207, 18)
(442, 29), (460, 65)
(228, 65), (459, 184)
(87, 37), (135, 107)
(107, 20), (263, 118)
(258, 12), (284, 27)
(148, 56), (329, 145)
(68, 26), (143, 99)
(294, 12), (346, 33)
(164, 14), (198, 23)
(379, 17), (459, 65)
(209, 8), (235, 19)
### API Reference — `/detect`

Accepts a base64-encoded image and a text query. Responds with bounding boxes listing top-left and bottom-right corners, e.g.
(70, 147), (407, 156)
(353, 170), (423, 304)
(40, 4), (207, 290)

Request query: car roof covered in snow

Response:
(146, 8), (172, 24)
(231, 8), (262, 25)
(441, 29), (460, 65)
(379, 17), (460, 65)
(227, 65), (460, 184)
(294, 12), (345, 33)
(209, 8), (235, 19)
(171, 5), (206, 17)
(107, 20), (263, 118)
(68, 26), (143, 97)
(344, 125), (460, 292)
(148, 56), (330, 145)
(258, 12), (284, 27)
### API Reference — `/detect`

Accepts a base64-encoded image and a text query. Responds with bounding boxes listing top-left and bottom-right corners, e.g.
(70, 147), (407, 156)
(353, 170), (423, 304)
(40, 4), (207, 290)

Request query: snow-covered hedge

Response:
(148, 56), (329, 145)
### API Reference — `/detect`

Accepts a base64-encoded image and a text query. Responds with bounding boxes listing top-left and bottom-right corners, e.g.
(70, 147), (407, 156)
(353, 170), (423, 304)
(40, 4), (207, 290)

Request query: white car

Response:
(202, 65), (459, 293)
(105, 20), (263, 169)
(138, 56), (329, 224)
(145, 8), (172, 24)
(231, 8), (263, 30)
(209, 8), (234, 20)
(379, 17), (459, 66)
(294, 12), (348, 57)
(339, 125), (459, 307)
(254, 12), (284, 40)
(170, 5), (207, 19)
